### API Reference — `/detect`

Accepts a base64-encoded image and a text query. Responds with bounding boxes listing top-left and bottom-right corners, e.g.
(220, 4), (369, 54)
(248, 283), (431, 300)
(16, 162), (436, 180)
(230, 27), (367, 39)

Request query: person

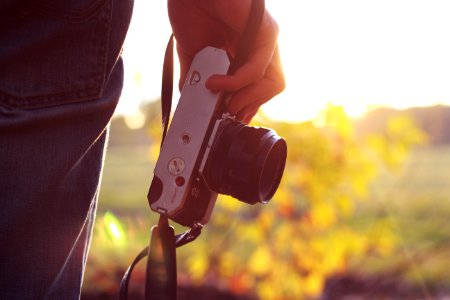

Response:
(0, 0), (284, 298)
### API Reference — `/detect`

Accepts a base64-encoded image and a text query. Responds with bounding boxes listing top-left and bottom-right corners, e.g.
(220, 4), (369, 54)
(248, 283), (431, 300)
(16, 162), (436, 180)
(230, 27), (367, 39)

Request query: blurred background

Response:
(82, 0), (450, 299)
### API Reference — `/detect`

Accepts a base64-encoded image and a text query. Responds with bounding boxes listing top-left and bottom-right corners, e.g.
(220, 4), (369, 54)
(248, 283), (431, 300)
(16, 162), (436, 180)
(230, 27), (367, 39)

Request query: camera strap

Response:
(119, 35), (203, 300)
(119, 0), (265, 299)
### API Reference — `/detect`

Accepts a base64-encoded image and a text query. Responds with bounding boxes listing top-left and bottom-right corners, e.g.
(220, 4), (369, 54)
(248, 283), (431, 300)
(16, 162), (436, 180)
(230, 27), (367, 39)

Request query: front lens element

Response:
(207, 121), (287, 204)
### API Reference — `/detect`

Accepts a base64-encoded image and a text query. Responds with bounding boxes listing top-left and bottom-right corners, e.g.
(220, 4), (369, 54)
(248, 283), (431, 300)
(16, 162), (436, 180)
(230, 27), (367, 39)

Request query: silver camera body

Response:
(148, 46), (287, 228)
(148, 47), (229, 227)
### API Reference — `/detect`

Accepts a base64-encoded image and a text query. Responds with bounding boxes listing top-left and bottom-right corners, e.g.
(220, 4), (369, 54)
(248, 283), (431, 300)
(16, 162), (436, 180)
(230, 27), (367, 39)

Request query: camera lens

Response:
(207, 120), (287, 204)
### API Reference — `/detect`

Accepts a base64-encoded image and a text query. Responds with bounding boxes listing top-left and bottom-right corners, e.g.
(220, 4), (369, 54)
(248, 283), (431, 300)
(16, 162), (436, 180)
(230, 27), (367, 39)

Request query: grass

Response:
(99, 145), (154, 213)
(348, 145), (450, 293)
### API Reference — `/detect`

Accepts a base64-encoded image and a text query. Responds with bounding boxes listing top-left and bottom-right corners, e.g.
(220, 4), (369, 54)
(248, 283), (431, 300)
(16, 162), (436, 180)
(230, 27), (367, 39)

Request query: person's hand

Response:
(168, 0), (285, 123)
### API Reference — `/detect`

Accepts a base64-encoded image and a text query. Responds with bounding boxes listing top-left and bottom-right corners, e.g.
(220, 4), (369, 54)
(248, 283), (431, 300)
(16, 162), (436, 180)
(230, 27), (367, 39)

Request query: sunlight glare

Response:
(119, 0), (450, 122)
(103, 212), (127, 246)
(263, 0), (450, 122)
(124, 110), (146, 130)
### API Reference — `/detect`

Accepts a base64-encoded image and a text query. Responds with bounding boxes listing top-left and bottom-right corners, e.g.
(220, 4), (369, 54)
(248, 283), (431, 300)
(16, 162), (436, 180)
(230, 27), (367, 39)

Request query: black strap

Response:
(160, 35), (174, 146)
(119, 35), (176, 300)
(119, 223), (202, 300)
(119, 35), (201, 299)
(119, 1), (265, 299)
(222, 0), (265, 110)
(145, 218), (177, 300)
(228, 0), (265, 75)
(143, 33), (178, 300)
(119, 246), (149, 299)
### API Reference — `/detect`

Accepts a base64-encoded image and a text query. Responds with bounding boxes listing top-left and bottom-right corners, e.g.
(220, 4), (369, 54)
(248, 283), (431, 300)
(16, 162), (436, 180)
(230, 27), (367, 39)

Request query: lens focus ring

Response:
(206, 120), (287, 204)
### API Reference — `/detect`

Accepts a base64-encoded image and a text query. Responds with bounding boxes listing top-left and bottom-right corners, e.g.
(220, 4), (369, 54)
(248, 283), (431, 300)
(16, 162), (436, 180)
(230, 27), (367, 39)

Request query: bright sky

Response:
(118, 0), (450, 123)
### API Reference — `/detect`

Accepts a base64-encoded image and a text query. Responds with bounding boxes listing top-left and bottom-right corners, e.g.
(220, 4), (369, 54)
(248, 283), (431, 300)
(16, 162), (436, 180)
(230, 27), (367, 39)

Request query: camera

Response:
(148, 47), (287, 227)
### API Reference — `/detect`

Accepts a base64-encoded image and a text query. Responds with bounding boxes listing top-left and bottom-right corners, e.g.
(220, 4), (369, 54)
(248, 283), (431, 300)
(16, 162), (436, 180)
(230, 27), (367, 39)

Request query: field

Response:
(97, 145), (154, 214)
(82, 143), (450, 299)
(344, 145), (450, 298)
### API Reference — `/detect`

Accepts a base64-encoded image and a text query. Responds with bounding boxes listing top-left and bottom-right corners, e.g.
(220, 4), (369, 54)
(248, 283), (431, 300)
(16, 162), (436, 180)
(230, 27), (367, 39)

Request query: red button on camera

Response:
(175, 176), (185, 187)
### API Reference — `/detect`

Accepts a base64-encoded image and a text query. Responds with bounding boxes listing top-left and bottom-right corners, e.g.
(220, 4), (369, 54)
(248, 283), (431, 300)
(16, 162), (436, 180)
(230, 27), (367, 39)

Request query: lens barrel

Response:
(207, 120), (287, 204)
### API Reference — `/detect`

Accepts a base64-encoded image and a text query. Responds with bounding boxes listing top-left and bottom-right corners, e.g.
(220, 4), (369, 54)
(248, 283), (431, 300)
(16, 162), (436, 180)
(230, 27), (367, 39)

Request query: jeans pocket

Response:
(0, 0), (114, 109)
(19, 0), (109, 24)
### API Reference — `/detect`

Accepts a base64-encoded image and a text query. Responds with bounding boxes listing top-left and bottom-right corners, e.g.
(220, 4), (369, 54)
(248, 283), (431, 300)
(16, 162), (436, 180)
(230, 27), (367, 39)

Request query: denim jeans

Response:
(0, 0), (133, 298)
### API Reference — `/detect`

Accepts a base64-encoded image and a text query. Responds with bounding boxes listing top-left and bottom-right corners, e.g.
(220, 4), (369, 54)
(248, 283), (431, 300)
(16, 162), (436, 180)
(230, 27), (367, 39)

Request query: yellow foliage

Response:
(367, 114), (426, 169)
(217, 195), (245, 212)
(248, 246), (273, 277)
(304, 272), (325, 297)
(186, 251), (209, 283)
(162, 106), (425, 299)
(240, 223), (265, 244)
(316, 104), (353, 138)
(273, 188), (296, 217)
(368, 220), (398, 257)
(219, 251), (239, 278)
(310, 202), (336, 229)
(258, 210), (275, 232)
(257, 279), (279, 300)
(273, 223), (295, 249)
(336, 196), (353, 217)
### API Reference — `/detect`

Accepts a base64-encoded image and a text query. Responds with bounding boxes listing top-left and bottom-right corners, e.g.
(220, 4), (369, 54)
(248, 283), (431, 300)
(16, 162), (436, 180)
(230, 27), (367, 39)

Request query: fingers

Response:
(169, 0), (285, 123)
(228, 75), (284, 122)
(205, 8), (284, 122)
(206, 61), (264, 92)
(206, 10), (279, 91)
(207, 45), (285, 122)
(241, 107), (259, 124)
